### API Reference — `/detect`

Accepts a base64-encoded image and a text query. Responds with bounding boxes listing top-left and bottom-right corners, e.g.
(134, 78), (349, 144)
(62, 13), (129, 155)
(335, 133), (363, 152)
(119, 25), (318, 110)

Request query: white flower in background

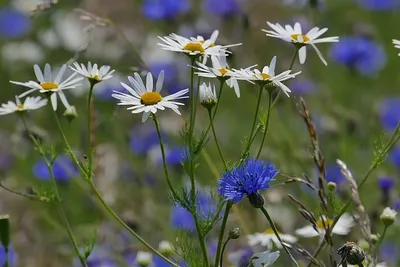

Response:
(10, 63), (83, 111)
(340, 262), (387, 267)
(247, 228), (297, 249)
(232, 56), (300, 97)
(199, 82), (217, 108)
(136, 251), (153, 267)
(158, 31), (229, 57)
(158, 240), (174, 255)
(194, 52), (248, 98)
(0, 96), (48, 115)
(112, 71), (189, 122)
(393, 39), (400, 56)
(263, 22), (339, 66)
(69, 62), (115, 84)
(295, 213), (355, 238)
(1, 41), (44, 64)
(380, 207), (397, 227)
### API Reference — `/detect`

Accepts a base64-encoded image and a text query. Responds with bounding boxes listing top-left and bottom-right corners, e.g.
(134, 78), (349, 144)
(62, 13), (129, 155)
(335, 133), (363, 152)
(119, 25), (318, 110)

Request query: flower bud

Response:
(63, 106), (78, 122)
(337, 242), (365, 266)
(136, 251), (152, 267)
(357, 239), (369, 252)
(370, 234), (379, 244)
(380, 207), (397, 227)
(199, 82), (217, 110)
(228, 228), (241, 240)
(158, 240), (174, 256)
(248, 192), (265, 208)
(327, 181), (337, 191)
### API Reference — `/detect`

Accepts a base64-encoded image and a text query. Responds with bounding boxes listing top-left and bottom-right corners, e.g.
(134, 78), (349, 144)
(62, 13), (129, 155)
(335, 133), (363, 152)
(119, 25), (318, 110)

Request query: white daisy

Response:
(112, 71), (189, 122)
(136, 251), (153, 267)
(295, 213), (355, 238)
(0, 96), (48, 115)
(194, 52), (249, 98)
(393, 39), (400, 55)
(247, 228), (297, 250)
(199, 82), (217, 107)
(232, 56), (300, 97)
(10, 63), (83, 111)
(69, 61), (115, 83)
(263, 22), (339, 66)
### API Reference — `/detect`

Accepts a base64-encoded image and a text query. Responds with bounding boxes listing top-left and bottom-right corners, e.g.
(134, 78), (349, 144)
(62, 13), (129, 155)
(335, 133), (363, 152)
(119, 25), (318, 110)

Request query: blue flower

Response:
(357, 0), (400, 10)
(155, 146), (188, 166)
(379, 98), (400, 132)
(0, 245), (16, 266)
(389, 146), (400, 169)
(33, 155), (78, 181)
(288, 77), (317, 95)
(129, 125), (167, 155)
(148, 62), (177, 85)
(141, 0), (190, 21)
(0, 8), (30, 38)
(238, 247), (254, 267)
(218, 159), (278, 203)
(94, 80), (125, 101)
(329, 36), (386, 75)
(325, 164), (346, 184)
(75, 246), (116, 267)
(393, 198), (400, 211)
(379, 242), (398, 264)
(204, 0), (240, 16)
(378, 176), (395, 193)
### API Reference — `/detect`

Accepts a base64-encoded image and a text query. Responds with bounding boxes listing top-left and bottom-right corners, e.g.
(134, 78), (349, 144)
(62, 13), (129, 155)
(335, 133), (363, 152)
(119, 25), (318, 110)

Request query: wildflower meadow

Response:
(1, 0), (400, 267)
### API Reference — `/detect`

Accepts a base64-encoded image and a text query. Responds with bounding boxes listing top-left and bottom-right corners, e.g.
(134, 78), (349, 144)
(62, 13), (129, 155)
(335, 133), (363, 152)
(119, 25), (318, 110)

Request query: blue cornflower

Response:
(379, 242), (398, 264)
(0, 245), (16, 266)
(379, 98), (400, 132)
(357, 0), (400, 10)
(204, 0), (240, 16)
(129, 125), (167, 155)
(94, 79), (124, 101)
(378, 176), (395, 193)
(218, 159), (278, 204)
(0, 8), (30, 38)
(288, 77), (317, 95)
(325, 164), (346, 184)
(75, 246), (116, 267)
(155, 146), (188, 166)
(393, 198), (400, 211)
(33, 155), (78, 181)
(148, 62), (177, 85)
(389, 146), (400, 169)
(329, 36), (386, 76)
(141, 0), (190, 21)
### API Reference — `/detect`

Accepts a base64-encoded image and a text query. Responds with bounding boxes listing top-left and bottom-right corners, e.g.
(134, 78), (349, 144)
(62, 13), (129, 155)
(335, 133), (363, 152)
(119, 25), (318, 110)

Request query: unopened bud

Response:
(337, 242), (365, 266)
(370, 234), (379, 245)
(327, 182), (337, 191)
(199, 82), (217, 110)
(158, 240), (174, 256)
(380, 207), (397, 227)
(228, 228), (241, 239)
(248, 192), (265, 208)
(63, 106), (78, 122)
(136, 251), (152, 267)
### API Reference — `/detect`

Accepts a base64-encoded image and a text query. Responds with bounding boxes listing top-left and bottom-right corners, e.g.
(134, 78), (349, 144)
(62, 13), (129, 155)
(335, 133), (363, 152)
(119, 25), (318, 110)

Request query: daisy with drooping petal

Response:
(232, 56), (300, 97)
(194, 52), (249, 98)
(295, 213), (355, 238)
(199, 82), (217, 108)
(112, 70), (189, 122)
(247, 229), (297, 249)
(393, 39), (400, 56)
(0, 96), (47, 115)
(263, 22), (339, 66)
(10, 63), (83, 110)
(69, 61), (115, 84)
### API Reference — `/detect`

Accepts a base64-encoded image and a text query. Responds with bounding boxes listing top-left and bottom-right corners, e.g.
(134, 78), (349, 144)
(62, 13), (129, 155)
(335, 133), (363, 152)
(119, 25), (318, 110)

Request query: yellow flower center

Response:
(90, 74), (101, 81)
(261, 73), (271, 80)
(183, 42), (205, 53)
(316, 219), (333, 229)
(291, 34), (310, 42)
(218, 68), (229, 76)
(264, 228), (280, 235)
(17, 104), (24, 109)
(140, 92), (163, 105)
(40, 82), (59, 90)
(200, 40), (215, 47)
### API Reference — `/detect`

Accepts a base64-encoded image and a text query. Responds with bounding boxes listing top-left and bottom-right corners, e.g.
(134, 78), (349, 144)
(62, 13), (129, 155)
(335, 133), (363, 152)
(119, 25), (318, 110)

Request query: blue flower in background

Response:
(357, 0), (400, 10)
(94, 79), (125, 101)
(325, 164), (346, 184)
(75, 246), (116, 267)
(238, 247), (254, 267)
(148, 62), (177, 85)
(129, 125), (167, 155)
(0, 245), (16, 266)
(0, 7), (30, 38)
(204, 0), (240, 16)
(380, 242), (399, 264)
(389, 146), (400, 169)
(393, 198), (400, 211)
(33, 155), (78, 181)
(218, 159), (278, 203)
(378, 176), (395, 193)
(288, 77), (317, 95)
(379, 98), (400, 132)
(329, 36), (386, 76)
(155, 146), (188, 166)
(141, 0), (190, 20)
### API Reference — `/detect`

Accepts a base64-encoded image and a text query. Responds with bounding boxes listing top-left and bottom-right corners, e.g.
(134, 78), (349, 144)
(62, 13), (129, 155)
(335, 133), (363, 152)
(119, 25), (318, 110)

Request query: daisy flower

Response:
(295, 213), (355, 238)
(199, 82), (217, 108)
(232, 56), (300, 97)
(112, 70), (189, 122)
(0, 96), (47, 115)
(10, 63), (83, 111)
(393, 39), (400, 55)
(247, 229), (297, 249)
(69, 61), (115, 84)
(194, 52), (248, 97)
(263, 22), (339, 66)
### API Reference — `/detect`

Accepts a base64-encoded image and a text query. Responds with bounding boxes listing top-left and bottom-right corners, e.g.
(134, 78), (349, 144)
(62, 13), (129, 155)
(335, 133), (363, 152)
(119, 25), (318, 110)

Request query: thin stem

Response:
(194, 215), (210, 267)
(214, 201), (232, 267)
(208, 109), (227, 170)
(260, 206), (299, 267)
(0, 182), (50, 202)
(256, 91), (273, 159)
(219, 237), (231, 267)
(87, 180), (179, 267)
(20, 115), (88, 267)
(376, 226), (388, 253)
(87, 83), (95, 180)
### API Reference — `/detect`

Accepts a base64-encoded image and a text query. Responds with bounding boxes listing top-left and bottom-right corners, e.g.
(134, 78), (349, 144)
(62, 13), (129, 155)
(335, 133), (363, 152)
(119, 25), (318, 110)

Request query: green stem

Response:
(260, 206), (299, 267)
(87, 180), (179, 267)
(376, 226), (388, 254)
(0, 182), (50, 202)
(214, 201), (232, 267)
(219, 237), (231, 267)
(20, 115), (88, 267)
(208, 109), (227, 170)
(255, 91), (273, 159)
(87, 83), (95, 180)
